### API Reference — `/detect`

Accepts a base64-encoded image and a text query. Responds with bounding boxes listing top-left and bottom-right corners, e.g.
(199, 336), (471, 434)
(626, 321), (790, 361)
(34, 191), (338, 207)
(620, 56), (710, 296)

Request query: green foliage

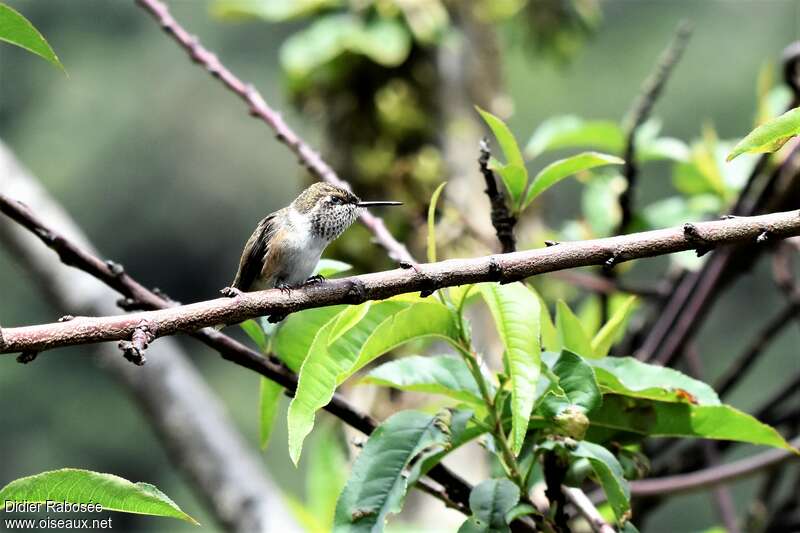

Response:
(479, 283), (541, 455)
(0, 469), (197, 524)
(555, 300), (594, 359)
(590, 296), (637, 358)
(259, 378), (283, 449)
(333, 410), (451, 532)
(458, 478), (520, 533)
(427, 181), (447, 263)
(476, 107), (529, 207)
(362, 355), (486, 405)
(287, 299), (459, 463)
(727, 106), (800, 161)
(522, 152), (624, 209)
(525, 116), (624, 158)
(0, 2), (63, 70)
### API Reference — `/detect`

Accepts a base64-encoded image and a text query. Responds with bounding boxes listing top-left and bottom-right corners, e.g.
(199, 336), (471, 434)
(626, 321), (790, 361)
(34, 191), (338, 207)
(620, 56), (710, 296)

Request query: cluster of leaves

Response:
(242, 263), (795, 531)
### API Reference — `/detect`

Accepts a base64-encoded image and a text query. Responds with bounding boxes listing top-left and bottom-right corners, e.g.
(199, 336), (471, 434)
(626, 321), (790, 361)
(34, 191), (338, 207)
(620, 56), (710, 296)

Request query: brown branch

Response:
(562, 487), (615, 533)
(0, 192), (473, 515)
(118, 319), (157, 366)
(617, 21), (692, 233)
(2, 209), (800, 354)
(479, 138), (517, 253)
(630, 436), (800, 497)
(132, 0), (413, 265)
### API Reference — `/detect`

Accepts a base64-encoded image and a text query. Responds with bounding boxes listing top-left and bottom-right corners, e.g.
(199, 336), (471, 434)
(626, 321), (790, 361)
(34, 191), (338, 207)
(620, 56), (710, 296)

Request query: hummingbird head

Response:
(292, 183), (401, 241)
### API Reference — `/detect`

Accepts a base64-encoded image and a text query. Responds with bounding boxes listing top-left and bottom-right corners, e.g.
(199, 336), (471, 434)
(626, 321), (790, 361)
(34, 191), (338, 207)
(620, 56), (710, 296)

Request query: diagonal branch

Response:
(2, 209), (800, 354)
(133, 0), (413, 264)
(0, 190), (473, 515)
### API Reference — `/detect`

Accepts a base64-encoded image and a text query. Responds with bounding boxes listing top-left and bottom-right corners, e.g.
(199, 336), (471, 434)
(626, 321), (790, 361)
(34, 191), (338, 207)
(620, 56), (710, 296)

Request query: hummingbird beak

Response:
(356, 201), (403, 207)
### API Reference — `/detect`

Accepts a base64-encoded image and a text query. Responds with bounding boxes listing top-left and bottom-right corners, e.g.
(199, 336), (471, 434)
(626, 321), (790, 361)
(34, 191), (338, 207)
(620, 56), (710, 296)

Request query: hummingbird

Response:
(221, 182), (401, 305)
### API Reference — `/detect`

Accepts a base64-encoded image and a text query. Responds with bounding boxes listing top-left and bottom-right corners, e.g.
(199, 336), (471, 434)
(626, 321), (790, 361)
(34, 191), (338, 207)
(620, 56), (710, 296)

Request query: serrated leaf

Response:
(525, 116), (624, 158)
(555, 300), (594, 359)
(362, 355), (485, 405)
(591, 296), (637, 358)
(523, 152), (624, 209)
(259, 378), (283, 450)
(0, 469), (198, 524)
(480, 283), (541, 455)
(427, 182), (447, 263)
(588, 395), (799, 453)
(333, 411), (451, 532)
(0, 3), (63, 70)
(727, 106), (800, 161)
(458, 478), (520, 533)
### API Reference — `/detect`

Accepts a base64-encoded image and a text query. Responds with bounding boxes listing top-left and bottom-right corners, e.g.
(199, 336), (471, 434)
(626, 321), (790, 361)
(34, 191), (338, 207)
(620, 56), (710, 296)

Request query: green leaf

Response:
(588, 356), (720, 405)
(351, 17), (411, 67)
(307, 428), (348, 530)
(333, 411), (451, 532)
(479, 283), (541, 455)
(0, 469), (198, 524)
(555, 300), (594, 359)
(582, 174), (623, 237)
(541, 351), (601, 417)
(476, 107), (528, 205)
(362, 355), (485, 405)
(727, 106), (800, 161)
(241, 319), (268, 352)
(591, 296), (637, 358)
(569, 442), (630, 522)
(259, 378), (283, 450)
(537, 292), (559, 353)
(523, 152), (624, 209)
(525, 116), (624, 159)
(0, 3), (63, 70)
(350, 301), (460, 374)
(212, 0), (342, 21)
(427, 182), (447, 263)
(328, 302), (373, 345)
(588, 395), (799, 452)
(458, 478), (520, 533)
(288, 300), (458, 464)
(274, 306), (346, 372)
(314, 258), (353, 278)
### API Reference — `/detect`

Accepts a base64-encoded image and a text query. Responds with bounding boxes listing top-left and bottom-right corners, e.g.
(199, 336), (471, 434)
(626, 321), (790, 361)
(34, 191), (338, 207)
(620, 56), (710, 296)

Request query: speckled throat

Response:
(310, 206), (360, 241)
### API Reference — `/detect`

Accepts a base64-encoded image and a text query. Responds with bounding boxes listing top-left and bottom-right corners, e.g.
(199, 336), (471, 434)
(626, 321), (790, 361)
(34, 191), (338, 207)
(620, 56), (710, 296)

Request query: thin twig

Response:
(3, 210), (800, 354)
(617, 21), (692, 233)
(478, 138), (516, 253)
(562, 486), (615, 533)
(133, 0), (413, 265)
(629, 436), (800, 497)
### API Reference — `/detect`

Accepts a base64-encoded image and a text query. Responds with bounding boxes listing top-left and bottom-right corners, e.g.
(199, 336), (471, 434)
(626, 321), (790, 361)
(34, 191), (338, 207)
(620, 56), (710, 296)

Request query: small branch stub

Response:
(118, 321), (157, 366)
(17, 351), (38, 364)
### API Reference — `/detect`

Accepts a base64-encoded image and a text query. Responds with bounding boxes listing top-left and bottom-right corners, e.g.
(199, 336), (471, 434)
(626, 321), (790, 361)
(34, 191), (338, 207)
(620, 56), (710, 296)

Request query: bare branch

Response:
(2, 209), (800, 354)
(562, 486), (615, 533)
(630, 436), (800, 497)
(478, 138), (516, 253)
(133, 0), (413, 264)
(617, 21), (692, 233)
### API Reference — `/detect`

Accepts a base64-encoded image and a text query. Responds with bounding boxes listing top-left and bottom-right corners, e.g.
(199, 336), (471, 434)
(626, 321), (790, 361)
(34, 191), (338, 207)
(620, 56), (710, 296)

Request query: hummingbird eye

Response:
(329, 195), (342, 205)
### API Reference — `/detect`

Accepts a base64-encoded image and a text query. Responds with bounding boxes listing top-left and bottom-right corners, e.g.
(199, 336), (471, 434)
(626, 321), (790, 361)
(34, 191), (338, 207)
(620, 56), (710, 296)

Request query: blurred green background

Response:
(1, 1), (798, 531)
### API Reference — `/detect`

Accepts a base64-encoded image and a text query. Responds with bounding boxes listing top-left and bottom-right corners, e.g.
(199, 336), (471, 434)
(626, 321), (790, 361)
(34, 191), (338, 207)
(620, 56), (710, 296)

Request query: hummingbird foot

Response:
(275, 282), (294, 295)
(304, 274), (325, 285)
(220, 286), (244, 298)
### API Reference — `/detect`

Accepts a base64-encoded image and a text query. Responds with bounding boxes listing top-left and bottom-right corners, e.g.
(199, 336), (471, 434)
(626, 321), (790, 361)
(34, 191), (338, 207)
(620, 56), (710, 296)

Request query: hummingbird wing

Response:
(231, 212), (280, 291)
